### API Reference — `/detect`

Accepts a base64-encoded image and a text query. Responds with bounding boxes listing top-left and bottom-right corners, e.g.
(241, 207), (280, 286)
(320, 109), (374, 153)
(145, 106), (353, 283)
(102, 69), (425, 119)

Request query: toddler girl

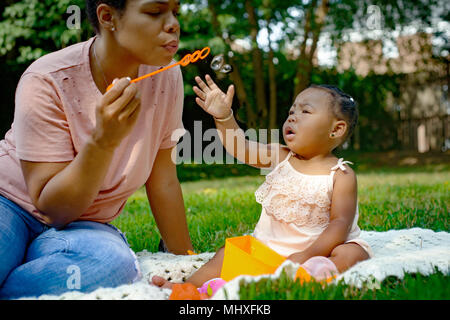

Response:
(152, 75), (373, 290)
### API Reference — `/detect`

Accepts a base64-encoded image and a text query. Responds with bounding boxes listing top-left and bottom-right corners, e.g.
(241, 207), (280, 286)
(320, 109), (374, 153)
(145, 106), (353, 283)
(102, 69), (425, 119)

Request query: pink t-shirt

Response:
(0, 36), (185, 224)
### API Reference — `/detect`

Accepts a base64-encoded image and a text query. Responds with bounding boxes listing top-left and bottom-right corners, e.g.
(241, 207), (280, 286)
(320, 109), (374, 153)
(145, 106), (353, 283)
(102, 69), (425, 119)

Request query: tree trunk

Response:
(293, 0), (329, 98)
(245, 0), (268, 127)
(267, 48), (277, 131)
(229, 59), (257, 127)
(207, 2), (257, 127)
(266, 18), (277, 135)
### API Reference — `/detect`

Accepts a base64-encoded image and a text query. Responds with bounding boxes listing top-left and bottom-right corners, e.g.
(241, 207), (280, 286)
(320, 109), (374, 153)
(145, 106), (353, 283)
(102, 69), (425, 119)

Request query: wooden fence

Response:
(397, 114), (450, 152)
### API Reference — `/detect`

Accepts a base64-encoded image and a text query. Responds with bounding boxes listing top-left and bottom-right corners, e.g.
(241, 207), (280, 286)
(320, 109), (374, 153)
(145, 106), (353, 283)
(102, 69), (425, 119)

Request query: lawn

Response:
(111, 158), (449, 300)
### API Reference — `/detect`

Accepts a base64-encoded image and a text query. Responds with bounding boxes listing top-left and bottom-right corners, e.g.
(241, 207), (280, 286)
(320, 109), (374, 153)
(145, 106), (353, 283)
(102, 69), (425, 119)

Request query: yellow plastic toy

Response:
(220, 235), (286, 281)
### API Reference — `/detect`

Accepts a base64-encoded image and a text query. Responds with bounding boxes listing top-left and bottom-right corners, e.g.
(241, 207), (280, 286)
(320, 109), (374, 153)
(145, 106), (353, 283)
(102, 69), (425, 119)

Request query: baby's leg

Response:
(152, 247), (225, 288)
(186, 247), (225, 287)
(328, 243), (369, 273)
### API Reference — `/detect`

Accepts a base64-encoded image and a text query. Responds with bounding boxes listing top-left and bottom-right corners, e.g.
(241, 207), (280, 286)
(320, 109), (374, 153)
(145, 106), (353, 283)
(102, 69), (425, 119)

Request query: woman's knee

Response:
(0, 206), (30, 285)
(0, 245), (140, 299)
(100, 239), (140, 283)
(70, 228), (140, 284)
(34, 225), (140, 285)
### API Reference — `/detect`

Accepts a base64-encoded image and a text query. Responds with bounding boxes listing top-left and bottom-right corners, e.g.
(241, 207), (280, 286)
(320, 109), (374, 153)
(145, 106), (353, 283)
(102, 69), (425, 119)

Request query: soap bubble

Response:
(210, 55), (224, 71)
(210, 54), (233, 74)
(219, 64), (233, 74)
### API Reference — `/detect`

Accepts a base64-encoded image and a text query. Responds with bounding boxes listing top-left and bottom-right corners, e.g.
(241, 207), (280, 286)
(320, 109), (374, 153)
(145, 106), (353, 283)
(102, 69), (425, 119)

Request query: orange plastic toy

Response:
(169, 283), (209, 300)
(220, 235), (286, 281)
(106, 46), (211, 91)
(294, 266), (312, 284)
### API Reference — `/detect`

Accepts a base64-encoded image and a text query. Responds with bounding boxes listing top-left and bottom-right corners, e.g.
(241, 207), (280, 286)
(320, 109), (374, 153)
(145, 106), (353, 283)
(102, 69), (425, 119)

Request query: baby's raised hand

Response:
(193, 74), (234, 120)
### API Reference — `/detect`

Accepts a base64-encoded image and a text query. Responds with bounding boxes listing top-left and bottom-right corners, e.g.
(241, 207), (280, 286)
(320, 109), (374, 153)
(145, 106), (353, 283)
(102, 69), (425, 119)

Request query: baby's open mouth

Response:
(284, 127), (296, 139)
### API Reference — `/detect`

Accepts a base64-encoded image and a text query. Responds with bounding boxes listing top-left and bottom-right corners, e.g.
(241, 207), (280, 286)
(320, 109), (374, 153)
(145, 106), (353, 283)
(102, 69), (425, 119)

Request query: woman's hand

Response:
(91, 77), (141, 150)
(193, 74), (234, 120)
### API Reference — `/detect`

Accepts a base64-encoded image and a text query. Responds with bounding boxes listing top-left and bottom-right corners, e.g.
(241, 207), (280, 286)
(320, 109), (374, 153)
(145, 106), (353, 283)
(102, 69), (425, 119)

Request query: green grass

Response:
(111, 163), (449, 300)
(239, 269), (450, 300)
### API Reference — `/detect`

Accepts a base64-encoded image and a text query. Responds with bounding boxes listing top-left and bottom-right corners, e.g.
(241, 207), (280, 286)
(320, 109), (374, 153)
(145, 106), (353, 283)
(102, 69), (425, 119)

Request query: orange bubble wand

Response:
(106, 46), (211, 91)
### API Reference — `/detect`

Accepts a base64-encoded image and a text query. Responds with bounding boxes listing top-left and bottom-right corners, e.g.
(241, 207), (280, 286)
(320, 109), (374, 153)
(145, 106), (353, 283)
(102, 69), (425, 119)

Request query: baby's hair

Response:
(308, 84), (358, 141)
(85, 0), (128, 34)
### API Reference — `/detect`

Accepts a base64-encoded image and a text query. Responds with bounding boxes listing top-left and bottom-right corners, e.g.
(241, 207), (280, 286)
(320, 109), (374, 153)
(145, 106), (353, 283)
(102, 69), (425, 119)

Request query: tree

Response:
(179, 0), (444, 149)
(0, 0), (446, 151)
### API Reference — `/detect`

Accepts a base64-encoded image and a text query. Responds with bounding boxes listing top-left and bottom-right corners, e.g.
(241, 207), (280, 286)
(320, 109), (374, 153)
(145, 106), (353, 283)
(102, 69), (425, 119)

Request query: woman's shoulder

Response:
(23, 38), (91, 78)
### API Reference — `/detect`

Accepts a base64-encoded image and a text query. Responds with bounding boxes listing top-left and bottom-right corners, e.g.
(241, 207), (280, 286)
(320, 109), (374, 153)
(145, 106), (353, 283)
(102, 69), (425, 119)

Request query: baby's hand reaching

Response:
(193, 74), (234, 120)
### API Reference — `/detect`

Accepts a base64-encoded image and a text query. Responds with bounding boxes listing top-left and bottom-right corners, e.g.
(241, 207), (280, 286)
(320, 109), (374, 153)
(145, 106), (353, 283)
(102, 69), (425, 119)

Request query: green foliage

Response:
(176, 163), (260, 182)
(311, 68), (402, 151)
(177, 0), (442, 152)
(238, 270), (350, 300)
(238, 269), (450, 300)
(0, 0), (92, 64)
(0, 0), (446, 148)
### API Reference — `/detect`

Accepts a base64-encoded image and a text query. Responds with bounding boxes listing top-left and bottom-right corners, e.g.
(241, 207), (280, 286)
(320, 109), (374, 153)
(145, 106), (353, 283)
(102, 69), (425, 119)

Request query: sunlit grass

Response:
(111, 164), (449, 299)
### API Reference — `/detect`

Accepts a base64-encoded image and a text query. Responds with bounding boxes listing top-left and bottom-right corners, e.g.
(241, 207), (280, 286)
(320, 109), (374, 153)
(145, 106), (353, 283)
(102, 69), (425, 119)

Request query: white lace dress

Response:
(253, 151), (373, 258)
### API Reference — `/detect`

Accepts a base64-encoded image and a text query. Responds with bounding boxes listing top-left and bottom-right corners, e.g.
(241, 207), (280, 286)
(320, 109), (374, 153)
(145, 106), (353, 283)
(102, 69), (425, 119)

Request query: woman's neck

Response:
(90, 34), (140, 93)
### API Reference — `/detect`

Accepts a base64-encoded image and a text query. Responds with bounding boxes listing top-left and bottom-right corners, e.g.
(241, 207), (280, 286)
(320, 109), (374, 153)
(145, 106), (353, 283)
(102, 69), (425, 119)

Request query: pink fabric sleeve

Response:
(13, 73), (75, 162)
(159, 68), (186, 150)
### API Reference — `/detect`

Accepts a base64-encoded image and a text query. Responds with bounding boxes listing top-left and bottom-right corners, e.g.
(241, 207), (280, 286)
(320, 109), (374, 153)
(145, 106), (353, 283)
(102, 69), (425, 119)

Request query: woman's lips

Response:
(162, 42), (179, 54)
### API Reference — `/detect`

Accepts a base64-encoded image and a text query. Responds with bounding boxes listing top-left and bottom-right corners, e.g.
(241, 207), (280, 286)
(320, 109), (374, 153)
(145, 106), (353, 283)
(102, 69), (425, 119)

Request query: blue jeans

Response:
(0, 195), (141, 299)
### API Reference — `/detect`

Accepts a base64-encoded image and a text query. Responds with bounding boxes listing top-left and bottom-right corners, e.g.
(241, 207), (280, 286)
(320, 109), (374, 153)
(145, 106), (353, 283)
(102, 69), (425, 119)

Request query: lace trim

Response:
(254, 156), (355, 228)
(254, 164), (332, 228)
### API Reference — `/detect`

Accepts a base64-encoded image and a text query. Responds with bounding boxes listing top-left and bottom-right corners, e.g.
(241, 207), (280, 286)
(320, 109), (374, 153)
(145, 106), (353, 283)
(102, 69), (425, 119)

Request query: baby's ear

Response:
(331, 120), (348, 139)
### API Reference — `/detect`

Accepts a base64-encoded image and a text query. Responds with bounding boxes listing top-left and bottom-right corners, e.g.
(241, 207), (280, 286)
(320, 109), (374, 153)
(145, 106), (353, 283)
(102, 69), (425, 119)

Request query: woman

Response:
(0, 0), (193, 299)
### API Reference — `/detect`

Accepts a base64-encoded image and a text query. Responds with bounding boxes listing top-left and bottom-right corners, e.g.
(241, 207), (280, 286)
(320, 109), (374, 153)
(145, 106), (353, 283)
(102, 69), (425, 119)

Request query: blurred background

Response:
(0, 0), (449, 175)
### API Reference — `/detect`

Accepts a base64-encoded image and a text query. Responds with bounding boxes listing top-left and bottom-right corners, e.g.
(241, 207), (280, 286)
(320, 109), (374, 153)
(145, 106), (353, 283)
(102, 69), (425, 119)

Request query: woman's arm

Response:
(20, 138), (116, 228)
(288, 167), (358, 264)
(145, 147), (193, 255)
(194, 75), (285, 169)
(20, 78), (141, 228)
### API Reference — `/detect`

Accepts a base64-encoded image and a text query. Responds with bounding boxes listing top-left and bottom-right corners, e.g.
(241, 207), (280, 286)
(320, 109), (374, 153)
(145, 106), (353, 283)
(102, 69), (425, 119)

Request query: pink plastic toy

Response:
(198, 278), (227, 297)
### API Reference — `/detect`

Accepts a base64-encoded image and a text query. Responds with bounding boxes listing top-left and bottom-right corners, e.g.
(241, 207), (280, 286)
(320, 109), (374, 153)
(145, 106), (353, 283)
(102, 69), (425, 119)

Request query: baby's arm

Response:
(193, 75), (285, 169)
(288, 166), (358, 264)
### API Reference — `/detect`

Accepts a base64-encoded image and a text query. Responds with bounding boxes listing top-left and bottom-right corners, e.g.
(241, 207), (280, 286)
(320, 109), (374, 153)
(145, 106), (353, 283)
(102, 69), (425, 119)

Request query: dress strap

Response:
(280, 149), (294, 164)
(329, 158), (354, 191)
(331, 158), (353, 172)
(267, 149), (293, 172)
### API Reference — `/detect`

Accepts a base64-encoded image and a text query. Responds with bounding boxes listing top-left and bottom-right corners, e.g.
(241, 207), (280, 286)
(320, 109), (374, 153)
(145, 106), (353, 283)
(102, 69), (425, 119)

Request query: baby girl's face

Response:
(282, 88), (336, 155)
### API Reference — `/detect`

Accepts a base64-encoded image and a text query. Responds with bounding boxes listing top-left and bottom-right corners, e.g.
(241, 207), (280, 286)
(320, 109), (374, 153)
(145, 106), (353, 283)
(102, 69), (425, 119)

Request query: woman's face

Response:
(113, 0), (181, 66)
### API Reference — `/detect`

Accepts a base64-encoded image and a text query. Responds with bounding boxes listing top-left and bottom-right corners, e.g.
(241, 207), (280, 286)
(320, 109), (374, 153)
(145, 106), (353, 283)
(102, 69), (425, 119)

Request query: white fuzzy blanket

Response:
(30, 228), (449, 300)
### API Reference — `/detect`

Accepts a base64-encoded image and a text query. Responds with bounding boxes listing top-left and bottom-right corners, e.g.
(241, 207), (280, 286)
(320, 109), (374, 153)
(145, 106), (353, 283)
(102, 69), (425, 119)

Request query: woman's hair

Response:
(309, 84), (358, 141)
(86, 0), (128, 33)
